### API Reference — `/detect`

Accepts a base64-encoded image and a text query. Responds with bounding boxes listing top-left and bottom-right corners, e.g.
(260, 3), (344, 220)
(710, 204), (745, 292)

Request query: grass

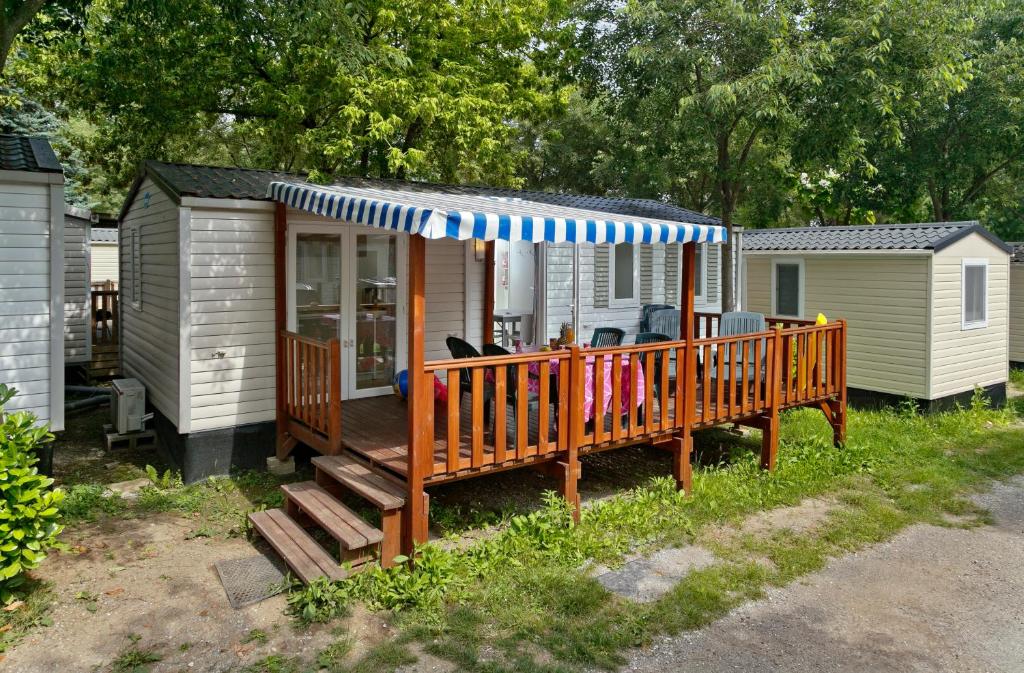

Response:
(1010, 367), (1024, 388)
(286, 392), (1024, 672)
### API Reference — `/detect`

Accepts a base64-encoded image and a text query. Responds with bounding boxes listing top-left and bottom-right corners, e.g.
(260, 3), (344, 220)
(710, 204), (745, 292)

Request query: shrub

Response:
(0, 384), (64, 603)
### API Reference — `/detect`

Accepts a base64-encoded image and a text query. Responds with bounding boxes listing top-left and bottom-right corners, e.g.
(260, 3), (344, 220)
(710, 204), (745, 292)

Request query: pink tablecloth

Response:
(526, 354), (645, 423)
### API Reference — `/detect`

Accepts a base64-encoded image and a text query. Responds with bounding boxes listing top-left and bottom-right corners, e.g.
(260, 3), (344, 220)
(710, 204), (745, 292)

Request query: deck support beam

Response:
(671, 241), (698, 491)
(404, 234), (430, 555)
(273, 201), (292, 460)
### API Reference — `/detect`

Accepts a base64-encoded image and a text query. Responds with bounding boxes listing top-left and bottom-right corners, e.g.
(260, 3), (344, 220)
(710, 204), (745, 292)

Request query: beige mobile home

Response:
(0, 134), (65, 429)
(743, 222), (1011, 409)
(1011, 243), (1023, 367)
(90, 225), (119, 285)
(64, 206), (95, 366)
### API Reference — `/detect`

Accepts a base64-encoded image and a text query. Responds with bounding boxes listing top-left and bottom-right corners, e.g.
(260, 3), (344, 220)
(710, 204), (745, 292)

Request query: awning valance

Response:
(267, 181), (727, 245)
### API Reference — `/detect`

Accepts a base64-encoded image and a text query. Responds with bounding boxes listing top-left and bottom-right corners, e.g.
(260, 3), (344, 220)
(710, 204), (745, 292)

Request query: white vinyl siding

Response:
(1011, 262), (1024, 364)
(91, 242), (119, 284)
(120, 177), (180, 426)
(64, 214), (90, 363)
(188, 204), (277, 433)
(930, 237), (1008, 398)
(665, 243), (720, 312)
(746, 254), (932, 398)
(0, 175), (63, 428)
(425, 237), (482, 361)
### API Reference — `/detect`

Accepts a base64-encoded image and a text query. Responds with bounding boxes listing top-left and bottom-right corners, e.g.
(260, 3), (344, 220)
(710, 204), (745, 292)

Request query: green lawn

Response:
(9, 391), (1024, 671)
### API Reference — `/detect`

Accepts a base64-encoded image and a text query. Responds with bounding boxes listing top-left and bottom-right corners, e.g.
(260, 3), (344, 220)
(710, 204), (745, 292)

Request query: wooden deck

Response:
(339, 372), (839, 485)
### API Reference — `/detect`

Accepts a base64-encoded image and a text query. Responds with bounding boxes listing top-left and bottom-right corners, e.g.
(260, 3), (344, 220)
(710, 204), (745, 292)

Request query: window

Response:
(128, 224), (142, 309)
(962, 259), (988, 329)
(772, 259), (803, 318)
(694, 244), (705, 299)
(609, 243), (638, 306)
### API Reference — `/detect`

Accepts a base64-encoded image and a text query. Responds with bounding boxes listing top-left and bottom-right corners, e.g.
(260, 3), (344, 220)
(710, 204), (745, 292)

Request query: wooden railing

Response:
(694, 311), (817, 339)
(422, 349), (574, 477)
(280, 331), (342, 454)
(414, 320), (846, 480)
(91, 289), (119, 347)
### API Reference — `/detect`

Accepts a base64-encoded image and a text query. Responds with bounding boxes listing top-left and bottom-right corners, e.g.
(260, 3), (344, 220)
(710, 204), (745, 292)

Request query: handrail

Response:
(279, 330), (342, 454)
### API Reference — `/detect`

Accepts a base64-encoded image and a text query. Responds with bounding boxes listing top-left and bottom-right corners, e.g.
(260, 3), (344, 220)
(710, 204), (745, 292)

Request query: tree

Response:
(55, 0), (573, 192)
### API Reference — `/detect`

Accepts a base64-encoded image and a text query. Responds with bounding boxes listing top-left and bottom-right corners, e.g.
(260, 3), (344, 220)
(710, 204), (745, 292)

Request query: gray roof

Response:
(1010, 242), (1023, 263)
(126, 160), (721, 227)
(743, 222), (1011, 254)
(0, 134), (63, 174)
(91, 227), (118, 243)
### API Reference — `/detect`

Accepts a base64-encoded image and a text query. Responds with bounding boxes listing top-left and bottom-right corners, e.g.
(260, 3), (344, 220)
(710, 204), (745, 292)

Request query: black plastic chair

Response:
(445, 336), (494, 417)
(482, 343), (538, 443)
(590, 327), (625, 348)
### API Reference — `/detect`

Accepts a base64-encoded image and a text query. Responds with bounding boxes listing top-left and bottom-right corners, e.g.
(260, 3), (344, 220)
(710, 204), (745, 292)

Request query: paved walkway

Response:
(623, 477), (1024, 673)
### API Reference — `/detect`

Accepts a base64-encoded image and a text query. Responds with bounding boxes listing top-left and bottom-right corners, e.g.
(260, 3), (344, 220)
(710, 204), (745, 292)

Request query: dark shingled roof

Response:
(132, 160), (722, 226)
(91, 227), (118, 243)
(744, 222), (1011, 254)
(0, 134), (63, 174)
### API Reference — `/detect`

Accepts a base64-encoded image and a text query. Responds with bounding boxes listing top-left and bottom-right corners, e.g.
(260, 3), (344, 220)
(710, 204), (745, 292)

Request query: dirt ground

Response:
(622, 476), (1024, 673)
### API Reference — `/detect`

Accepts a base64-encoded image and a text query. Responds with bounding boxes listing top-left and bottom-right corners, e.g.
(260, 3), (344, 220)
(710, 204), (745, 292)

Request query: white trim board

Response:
(48, 182), (65, 431)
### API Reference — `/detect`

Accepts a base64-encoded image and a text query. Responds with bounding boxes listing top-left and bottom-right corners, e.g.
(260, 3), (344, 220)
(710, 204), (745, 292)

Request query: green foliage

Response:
(0, 385), (64, 603)
(143, 464), (182, 490)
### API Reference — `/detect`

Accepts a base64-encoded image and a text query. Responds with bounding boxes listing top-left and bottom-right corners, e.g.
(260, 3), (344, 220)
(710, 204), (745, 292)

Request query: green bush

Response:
(0, 384), (64, 603)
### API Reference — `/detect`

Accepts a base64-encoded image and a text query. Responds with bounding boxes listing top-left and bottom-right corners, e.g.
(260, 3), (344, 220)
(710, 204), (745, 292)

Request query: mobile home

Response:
(0, 134), (65, 429)
(743, 222), (1011, 409)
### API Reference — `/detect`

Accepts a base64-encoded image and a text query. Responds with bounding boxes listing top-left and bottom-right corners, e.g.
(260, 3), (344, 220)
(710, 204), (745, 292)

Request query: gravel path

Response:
(623, 476), (1024, 673)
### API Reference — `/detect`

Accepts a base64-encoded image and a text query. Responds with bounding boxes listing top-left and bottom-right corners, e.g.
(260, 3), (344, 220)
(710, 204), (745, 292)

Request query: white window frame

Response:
(961, 258), (988, 330)
(126, 223), (142, 310)
(608, 243), (640, 307)
(675, 243), (709, 304)
(770, 257), (804, 318)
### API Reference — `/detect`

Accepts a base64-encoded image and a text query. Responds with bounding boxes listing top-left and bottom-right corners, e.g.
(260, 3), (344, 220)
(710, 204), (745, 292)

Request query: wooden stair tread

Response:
(248, 509), (347, 584)
(313, 454), (406, 510)
(282, 481), (384, 549)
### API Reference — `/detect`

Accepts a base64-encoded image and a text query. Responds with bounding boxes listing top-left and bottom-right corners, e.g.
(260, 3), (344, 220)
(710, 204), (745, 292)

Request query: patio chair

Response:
(710, 312), (768, 396)
(590, 327), (625, 348)
(648, 309), (680, 340)
(635, 332), (672, 424)
(640, 304), (673, 333)
(445, 336), (495, 421)
(482, 343), (541, 444)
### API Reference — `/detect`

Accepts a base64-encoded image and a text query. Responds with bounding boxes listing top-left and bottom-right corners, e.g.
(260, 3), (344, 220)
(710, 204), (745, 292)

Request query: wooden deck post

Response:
(761, 326), (784, 471)
(483, 242), (495, 345)
(273, 202), (294, 460)
(832, 319), (848, 446)
(404, 234), (429, 554)
(327, 338), (343, 454)
(672, 242), (698, 491)
(565, 345), (583, 522)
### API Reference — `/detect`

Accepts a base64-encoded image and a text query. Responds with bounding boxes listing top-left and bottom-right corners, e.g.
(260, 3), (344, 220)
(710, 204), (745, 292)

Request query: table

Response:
(524, 353), (645, 423)
(493, 311), (523, 347)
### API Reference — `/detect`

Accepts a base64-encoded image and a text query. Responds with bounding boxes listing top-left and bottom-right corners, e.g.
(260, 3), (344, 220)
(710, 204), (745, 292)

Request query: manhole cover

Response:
(215, 553), (289, 609)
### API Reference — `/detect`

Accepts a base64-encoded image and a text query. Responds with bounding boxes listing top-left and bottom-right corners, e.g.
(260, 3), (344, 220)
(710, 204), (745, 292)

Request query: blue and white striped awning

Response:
(267, 181), (726, 245)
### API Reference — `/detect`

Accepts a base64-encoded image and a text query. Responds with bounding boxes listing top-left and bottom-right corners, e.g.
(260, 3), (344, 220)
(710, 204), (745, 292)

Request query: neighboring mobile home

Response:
(120, 160), (846, 580)
(64, 206), (95, 367)
(90, 224), (119, 285)
(1011, 243), (1023, 367)
(0, 134), (65, 430)
(743, 222), (1011, 409)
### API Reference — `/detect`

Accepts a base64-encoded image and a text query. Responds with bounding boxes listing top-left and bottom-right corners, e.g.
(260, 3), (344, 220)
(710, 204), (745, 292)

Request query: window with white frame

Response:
(962, 259), (988, 329)
(609, 243), (639, 306)
(129, 224), (142, 309)
(772, 259), (803, 318)
(694, 244), (705, 299)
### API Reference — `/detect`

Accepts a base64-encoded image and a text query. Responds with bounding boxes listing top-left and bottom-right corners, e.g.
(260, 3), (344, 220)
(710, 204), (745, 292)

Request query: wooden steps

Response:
(248, 451), (408, 584)
(248, 509), (349, 583)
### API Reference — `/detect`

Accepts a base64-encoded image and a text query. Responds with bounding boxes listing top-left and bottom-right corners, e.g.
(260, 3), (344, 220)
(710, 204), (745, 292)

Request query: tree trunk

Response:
(0, 0), (47, 76)
(720, 207), (735, 313)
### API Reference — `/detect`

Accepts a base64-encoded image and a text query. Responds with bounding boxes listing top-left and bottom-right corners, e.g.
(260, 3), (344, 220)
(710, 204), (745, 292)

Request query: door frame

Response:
(286, 222), (409, 400)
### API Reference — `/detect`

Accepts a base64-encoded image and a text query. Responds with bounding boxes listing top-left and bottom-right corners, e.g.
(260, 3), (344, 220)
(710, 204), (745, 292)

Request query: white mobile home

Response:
(1011, 243), (1023, 367)
(64, 206), (95, 366)
(743, 222), (1012, 409)
(0, 135), (65, 430)
(118, 161), (729, 481)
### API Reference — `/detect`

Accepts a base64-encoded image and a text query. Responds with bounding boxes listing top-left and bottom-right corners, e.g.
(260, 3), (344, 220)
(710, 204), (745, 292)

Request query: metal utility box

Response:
(111, 378), (146, 434)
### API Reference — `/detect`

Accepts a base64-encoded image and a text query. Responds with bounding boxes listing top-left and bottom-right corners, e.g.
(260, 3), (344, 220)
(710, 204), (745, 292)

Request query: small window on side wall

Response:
(772, 259), (803, 318)
(962, 259), (987, 330)
(609, 243), (638, 307)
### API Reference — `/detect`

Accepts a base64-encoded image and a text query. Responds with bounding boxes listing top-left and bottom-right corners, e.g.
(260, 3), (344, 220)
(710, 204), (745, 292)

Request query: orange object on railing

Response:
(280, 331), (342, 454)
